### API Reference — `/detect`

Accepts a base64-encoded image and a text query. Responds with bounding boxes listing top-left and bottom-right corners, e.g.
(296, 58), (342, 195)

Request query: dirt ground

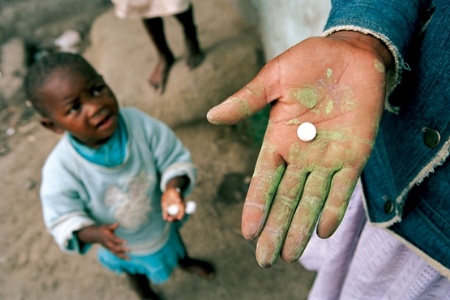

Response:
(0, 1), (316, 299)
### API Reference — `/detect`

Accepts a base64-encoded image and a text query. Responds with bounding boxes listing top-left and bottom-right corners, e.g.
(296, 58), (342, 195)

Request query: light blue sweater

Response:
(40, 107), (196, 255)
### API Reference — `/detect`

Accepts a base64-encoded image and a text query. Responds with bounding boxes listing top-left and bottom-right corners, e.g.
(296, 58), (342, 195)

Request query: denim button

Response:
(384, 199), (394, 214)
(423, 128), (440, 149)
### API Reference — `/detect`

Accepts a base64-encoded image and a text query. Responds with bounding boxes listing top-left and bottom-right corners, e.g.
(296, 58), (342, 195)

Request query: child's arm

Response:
(76, 223), (129, 259)
(161, 175), (190, 222)
(138, 110), (197, 196)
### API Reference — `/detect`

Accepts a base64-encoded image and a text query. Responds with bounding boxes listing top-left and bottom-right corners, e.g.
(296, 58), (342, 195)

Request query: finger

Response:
(107, 223), (119, 232)
(163, 213), (177, 222)
(280, 166), (333, 262)
(207, 62), (282, 125)
(176, 208), (186, 221)
(117, 254), (130, 260)
(316, 167), (359, 238)
(254, 164), (308, 267)
(109, 238), (129, 254)
(114, 248), (130, 260)
(241, 141), (285, 240)
(110, 235), (127, 248)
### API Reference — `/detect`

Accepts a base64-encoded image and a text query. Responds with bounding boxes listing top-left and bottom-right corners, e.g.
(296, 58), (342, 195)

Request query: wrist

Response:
(328, 30), (394, 73)
(168, 186), (182, 194)
(76, 225), (98, 244)
(165, 175), (189, 194)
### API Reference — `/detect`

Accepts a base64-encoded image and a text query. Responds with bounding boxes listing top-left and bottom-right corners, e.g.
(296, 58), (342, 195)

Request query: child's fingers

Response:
(113, 248), (130, 260)
(106, 223), (120, 232)
(106, 237), (129, 259)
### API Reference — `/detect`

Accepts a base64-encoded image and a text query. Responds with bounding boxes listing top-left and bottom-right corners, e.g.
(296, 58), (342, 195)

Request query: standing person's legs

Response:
(174, 5), (204, 69)
(126, 272), (160, 300)
(175, 228), (215, 279)
(142, 17), (175, 93)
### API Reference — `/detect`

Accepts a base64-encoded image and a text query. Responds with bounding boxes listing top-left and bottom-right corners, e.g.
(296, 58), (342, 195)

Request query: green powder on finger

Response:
(227, 97), (253, 118)
(245, 82), (264, 98)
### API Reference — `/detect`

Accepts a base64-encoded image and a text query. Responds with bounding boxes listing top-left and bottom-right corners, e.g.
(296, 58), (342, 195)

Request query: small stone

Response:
(25, 179), (36, 190)
(6, 127), (16, 136)
(0, 144), (9, 156)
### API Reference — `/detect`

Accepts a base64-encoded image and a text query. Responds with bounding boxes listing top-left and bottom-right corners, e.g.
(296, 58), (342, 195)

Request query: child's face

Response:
(38, 66), (120, 147)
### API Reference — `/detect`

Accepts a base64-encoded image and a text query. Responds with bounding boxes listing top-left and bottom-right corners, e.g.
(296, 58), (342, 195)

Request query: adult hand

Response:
(207, 31), (392, 267)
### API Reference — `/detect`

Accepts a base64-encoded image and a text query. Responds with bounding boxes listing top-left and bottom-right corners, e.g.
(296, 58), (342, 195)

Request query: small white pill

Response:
(297, 122), (317, 142)
(185, 201), (197, 214)
(167, 204), (179, 216)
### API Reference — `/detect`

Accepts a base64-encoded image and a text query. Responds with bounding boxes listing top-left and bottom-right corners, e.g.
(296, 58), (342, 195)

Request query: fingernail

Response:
(206, 107), (220, 125)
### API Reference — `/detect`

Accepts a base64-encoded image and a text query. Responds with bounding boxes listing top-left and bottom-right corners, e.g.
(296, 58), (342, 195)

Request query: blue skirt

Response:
(97, 224), (186, 284)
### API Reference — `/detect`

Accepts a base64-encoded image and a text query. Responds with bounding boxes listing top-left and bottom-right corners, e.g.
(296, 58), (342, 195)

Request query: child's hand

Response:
(207, 32), (392, 267)
(162, 187), (185, 222)
(77, 223), (129, 259)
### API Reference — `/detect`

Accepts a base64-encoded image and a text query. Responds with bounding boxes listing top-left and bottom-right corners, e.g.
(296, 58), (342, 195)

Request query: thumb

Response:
(107, 223), (119, 232)
(206, 63), (280, 125)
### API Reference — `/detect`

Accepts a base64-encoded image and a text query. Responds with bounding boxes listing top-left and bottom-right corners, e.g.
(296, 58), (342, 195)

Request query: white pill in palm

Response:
(297, 122), (317, 142)
(167, 204), (179, 216)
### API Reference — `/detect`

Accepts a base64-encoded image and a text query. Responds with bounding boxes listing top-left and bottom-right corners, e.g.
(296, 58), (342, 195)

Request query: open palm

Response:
(207, 34), (390, 267)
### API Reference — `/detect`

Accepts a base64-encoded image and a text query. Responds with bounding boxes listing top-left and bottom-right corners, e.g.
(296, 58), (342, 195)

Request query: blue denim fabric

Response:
(326, 0), (430, 74)
(325, 0), (450, 273)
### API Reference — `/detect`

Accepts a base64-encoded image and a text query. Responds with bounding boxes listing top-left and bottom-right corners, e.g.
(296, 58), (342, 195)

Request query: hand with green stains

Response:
(207, 31), (393, 267)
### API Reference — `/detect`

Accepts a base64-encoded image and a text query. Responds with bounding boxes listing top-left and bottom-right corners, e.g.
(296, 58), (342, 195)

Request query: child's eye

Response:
(69, 102), (81, 113)
(91, 85), (105, 97)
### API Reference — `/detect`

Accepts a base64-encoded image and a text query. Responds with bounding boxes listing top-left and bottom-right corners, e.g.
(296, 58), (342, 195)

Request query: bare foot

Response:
(149, 55), (174, 94)
(179, 257), (215, 280)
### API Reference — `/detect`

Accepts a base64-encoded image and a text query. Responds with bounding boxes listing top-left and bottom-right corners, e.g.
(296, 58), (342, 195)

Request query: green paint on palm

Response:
(325, 100), (333, 114)
(286, 118), (301, 125)
(326, 68), (333, 79)
(292, 87), (317, 108)
(318, 129), (373, 146)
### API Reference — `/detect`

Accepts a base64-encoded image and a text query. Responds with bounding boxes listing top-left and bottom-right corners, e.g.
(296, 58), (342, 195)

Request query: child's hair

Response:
(24, 52), (97, 116)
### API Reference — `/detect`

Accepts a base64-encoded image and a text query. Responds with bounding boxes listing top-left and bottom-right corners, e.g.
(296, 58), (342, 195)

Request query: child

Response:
(25, 52), (214, 300)
(111, 0), (204, 94)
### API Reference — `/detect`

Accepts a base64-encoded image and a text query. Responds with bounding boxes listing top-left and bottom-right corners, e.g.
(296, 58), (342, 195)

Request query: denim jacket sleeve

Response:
(322, 0), (432, 107)
(321, 1), (450, 277)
